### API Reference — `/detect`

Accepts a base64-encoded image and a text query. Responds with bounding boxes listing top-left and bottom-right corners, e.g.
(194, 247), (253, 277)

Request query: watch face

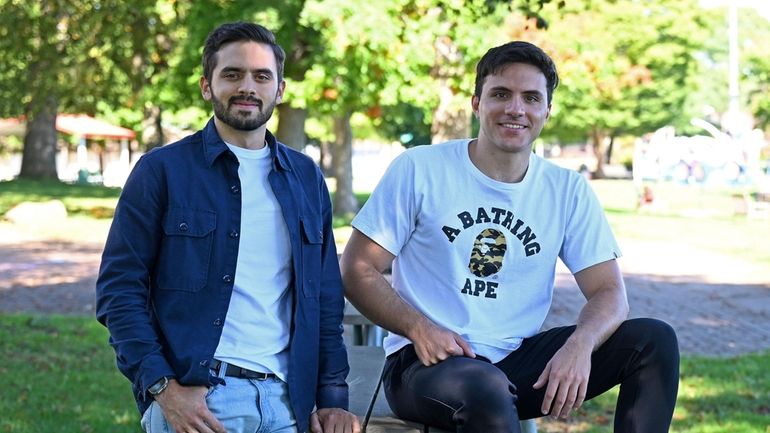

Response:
(149, 377), (168, 395)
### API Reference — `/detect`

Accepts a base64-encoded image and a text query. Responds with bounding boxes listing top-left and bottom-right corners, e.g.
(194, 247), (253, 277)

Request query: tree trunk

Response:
(319, 139), (331, 174)
(605, 135), (615, 164)
(430, 36), (471, 144)
(331, 111), (359, 217)
(431, 81), (471, 144)
(590, 128), (607, 179)
(276, 104), (307, 151)
(19, 96), (59, 180)
(142, 105), (164, 151)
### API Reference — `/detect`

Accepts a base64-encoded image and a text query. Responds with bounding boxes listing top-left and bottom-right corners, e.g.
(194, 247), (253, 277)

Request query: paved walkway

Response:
(1, 230), (769, 357)
(545, 239), (770, 357)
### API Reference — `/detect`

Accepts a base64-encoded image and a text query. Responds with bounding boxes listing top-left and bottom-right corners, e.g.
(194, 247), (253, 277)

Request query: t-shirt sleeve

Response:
(559, 175), (622, 274)
(351, 152), (417, 256)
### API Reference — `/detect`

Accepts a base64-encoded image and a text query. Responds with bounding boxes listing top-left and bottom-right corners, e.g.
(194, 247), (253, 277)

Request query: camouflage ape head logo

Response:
(468, 228), (507, 277)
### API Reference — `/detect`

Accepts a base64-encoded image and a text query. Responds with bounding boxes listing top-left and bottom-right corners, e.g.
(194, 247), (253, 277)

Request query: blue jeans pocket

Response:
(140, 401), (173, 433)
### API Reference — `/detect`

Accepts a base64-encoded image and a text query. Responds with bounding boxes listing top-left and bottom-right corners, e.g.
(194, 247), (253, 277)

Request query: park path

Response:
(1, 226), (769, 357)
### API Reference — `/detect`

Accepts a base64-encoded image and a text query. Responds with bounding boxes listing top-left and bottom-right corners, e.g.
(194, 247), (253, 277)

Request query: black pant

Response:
(383, 318), (679, 433)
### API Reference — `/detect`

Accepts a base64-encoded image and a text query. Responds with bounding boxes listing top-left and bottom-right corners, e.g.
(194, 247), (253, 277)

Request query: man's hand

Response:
(154, 379), (225, 433)
(310, 408), (361, 433)
(532, 337), (592, 419)
(408, 318), (475, 366)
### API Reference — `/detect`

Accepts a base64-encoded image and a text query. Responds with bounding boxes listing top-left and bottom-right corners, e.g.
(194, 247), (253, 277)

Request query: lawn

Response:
(0, 315), (141, 433)
(537, 352), (770, 432)
(0, 179), (120, 218)
(0, 314), (768, 433)
(588, 179), (770, 267)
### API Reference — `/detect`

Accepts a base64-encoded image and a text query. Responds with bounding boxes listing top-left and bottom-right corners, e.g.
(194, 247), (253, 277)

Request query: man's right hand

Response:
(408, 318), (475, 366)
(154, 379), (226, 433)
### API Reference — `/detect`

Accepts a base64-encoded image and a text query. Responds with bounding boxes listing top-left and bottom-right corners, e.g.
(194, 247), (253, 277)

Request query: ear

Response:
(200, 76), (212, 101)
(276, 80), (286, 104)
(471, 95), (480, 118)
(545, 103), (552, 121)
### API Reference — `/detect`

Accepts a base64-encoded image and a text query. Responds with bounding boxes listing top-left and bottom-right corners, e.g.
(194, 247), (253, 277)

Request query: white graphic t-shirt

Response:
(352, 139), (621, 362)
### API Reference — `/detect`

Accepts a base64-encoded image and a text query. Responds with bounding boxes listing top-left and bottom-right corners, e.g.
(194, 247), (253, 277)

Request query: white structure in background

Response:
(308, 140), (406, 194)
(0, 114), (137, 186)
(54, 114), (136, 186)
(351, 140), (405, 193)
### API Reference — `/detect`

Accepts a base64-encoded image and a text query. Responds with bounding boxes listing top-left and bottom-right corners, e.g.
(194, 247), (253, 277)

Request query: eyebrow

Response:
(220, 66), (274, 76)
(487, 86), (544, 98)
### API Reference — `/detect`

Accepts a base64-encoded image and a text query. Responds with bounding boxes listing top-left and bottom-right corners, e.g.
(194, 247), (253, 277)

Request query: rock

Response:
(5, 200), (68, 225)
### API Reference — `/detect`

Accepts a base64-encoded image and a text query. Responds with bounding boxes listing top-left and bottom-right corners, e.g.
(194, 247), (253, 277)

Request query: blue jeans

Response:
(141, 361), (298, 433)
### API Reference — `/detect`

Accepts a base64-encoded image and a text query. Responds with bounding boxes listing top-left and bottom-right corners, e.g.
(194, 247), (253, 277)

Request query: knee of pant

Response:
(454, 375), (519, 432)
(639, 318), (678, 348)
(457, 363), (517, 413)
(630, 318), (680, 363)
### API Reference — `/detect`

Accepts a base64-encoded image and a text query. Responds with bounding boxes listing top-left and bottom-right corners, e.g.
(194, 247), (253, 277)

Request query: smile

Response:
(230, 97), (262, 110)
(500, 123), (526, 129)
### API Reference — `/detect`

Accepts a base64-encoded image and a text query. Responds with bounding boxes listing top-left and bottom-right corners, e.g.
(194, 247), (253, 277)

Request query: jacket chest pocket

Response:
(156, 208), (216, 292)
(300, 218), (323, 298)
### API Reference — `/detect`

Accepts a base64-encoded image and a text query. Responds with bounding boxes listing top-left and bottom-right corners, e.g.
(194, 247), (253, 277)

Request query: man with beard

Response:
(97, 22), (359, 433)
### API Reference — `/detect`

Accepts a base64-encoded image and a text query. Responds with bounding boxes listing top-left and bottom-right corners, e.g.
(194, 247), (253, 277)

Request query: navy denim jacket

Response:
(96, 119), (349, 432)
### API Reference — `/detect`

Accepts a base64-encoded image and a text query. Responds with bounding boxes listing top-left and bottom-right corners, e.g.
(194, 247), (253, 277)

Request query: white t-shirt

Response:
(352, 139), (621, 362)
(214, 143), (293, 380)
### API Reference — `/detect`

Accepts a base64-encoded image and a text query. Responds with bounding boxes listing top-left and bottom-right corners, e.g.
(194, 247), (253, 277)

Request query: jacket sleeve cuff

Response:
(316, 384), (349, 411)
(137, 353), (175, 399)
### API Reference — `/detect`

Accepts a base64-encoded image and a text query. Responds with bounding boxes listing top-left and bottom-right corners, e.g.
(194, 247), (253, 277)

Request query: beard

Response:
(211, 92), (277, 131)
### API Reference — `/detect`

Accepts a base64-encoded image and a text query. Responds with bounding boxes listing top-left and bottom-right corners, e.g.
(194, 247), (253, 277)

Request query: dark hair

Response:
(474, 41), (559, 104)
(202, 22), (286, 83)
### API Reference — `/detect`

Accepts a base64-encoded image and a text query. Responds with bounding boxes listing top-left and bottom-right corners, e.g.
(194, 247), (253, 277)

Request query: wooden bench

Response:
(344, 302), (386, 346)
(347, 346), (538, 433)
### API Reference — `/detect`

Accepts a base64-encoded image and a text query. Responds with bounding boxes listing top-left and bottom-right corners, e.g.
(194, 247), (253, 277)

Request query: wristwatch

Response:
(148, 376), (170, 396)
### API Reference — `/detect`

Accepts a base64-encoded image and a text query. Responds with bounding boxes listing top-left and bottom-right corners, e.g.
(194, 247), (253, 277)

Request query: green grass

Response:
(0, 314), (767, 433)
(587, 179), (770, 267)
(0, 179), (120, 218)
(537, 353), (770, 433)
(0, 314), (141, 433)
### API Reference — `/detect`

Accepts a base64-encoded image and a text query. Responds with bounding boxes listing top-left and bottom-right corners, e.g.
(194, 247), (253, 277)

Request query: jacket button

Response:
(229, 230), (239, 238)
(222, 274), (232, 283)
(179, 222), (189, 232)
(213, 318), (222, 326)
(230, 185), (240, 194)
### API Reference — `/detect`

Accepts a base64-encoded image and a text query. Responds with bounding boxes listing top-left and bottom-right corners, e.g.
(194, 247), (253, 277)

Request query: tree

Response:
(739, 9), (770, 132)
(0, 0), (169, 179)
(502, 0), (713, 177)
(298, 0), (406, 216)
(385, 0), (556, 145)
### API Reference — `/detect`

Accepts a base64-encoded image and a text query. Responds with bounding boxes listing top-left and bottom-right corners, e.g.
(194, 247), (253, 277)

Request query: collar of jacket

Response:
(201, 117), (292, 172)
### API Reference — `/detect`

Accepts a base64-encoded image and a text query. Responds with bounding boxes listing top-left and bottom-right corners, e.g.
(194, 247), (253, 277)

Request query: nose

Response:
(237, 76), (258, 95)
(504, 97), (525, 116)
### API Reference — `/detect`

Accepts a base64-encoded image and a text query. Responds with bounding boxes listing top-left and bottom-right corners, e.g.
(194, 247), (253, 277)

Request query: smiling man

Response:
(341, 41), (680, 433)
(97, 22), (359, 433)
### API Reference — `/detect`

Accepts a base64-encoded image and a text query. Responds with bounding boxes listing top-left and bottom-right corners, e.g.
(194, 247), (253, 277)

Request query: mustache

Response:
(228, 96), (262, 108)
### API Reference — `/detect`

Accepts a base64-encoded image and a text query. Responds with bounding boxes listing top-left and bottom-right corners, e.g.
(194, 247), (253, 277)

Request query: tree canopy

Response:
(3, 0), (769, 183)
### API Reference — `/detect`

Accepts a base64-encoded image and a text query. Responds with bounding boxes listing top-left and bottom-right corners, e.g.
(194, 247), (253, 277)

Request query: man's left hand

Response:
(310, 408), (361, 433)
(532, 337), (592, 419)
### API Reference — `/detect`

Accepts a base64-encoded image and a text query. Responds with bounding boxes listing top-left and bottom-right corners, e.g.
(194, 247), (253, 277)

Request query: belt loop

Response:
(216, 360), (228, 380)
